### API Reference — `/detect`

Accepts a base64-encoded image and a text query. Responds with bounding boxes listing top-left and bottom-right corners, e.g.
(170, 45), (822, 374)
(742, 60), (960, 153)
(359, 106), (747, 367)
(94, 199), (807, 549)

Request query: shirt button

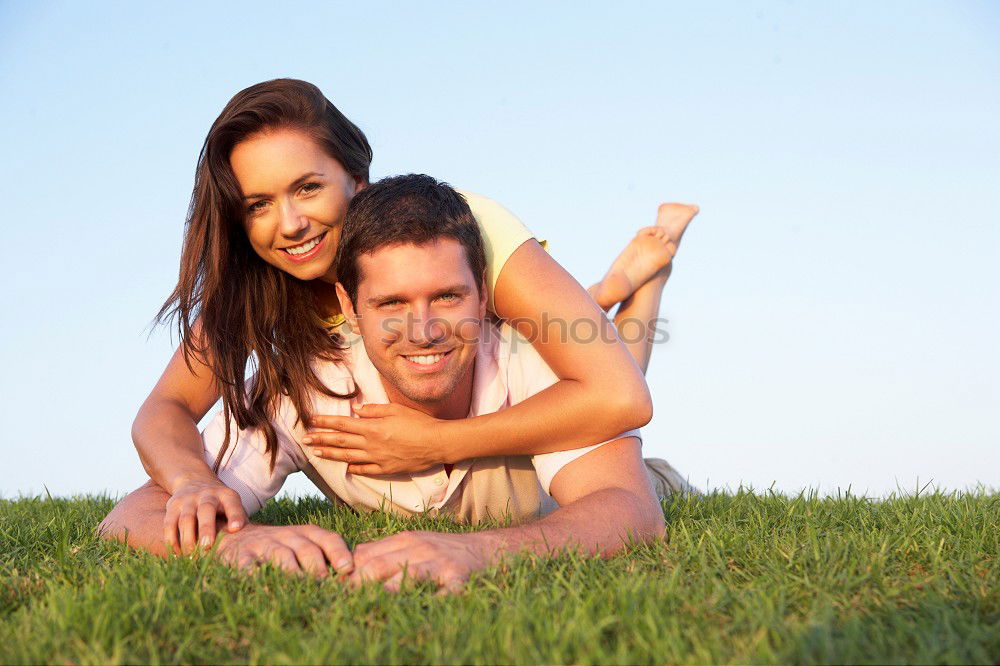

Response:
(434, 477), (444, 487)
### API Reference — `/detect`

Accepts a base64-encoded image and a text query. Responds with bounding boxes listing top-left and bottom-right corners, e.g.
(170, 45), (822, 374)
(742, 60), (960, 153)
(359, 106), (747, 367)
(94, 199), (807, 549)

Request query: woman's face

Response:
(230, 127), (363, 283)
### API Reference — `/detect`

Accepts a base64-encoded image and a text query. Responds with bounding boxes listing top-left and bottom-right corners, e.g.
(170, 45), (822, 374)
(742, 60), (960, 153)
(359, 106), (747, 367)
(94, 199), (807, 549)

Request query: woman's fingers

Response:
(311, 447), (373, 464)
(307, 414), (373, 435)
(217, 489), (247, 532)
(352, 403), (396, 418)
(178, 511), (198, 554)
(196, 501), (219, 548)
(302, 431), (367, 449)
(346, 463), (386, 476)
(163, 511), (182, 556)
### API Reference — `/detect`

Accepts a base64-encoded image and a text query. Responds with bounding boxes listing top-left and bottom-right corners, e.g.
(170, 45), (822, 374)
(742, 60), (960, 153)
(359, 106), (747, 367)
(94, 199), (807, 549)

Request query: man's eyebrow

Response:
(364, 284), (471, 307)
(365, 292), (405, 307)
(242, 172), (325, 200)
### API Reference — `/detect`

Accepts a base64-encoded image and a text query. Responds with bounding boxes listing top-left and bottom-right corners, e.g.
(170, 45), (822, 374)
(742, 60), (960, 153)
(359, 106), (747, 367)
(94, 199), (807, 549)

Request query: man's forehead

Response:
(357, 238), (474, 295)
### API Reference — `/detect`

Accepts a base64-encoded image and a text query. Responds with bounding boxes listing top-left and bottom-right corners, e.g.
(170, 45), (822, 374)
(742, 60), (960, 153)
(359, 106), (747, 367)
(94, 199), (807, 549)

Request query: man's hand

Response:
(349, 530), (493, 594)
(303, 403), (448, 475)
(164, 478), (248, 555)
(216, 524), (354, 577)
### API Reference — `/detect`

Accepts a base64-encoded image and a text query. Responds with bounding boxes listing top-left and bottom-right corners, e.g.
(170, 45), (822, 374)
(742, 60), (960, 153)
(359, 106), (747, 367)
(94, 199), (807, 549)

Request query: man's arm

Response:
(98, 481), (355, 576)
(349, 436), (663, 592)
(99, 480), (176, 558)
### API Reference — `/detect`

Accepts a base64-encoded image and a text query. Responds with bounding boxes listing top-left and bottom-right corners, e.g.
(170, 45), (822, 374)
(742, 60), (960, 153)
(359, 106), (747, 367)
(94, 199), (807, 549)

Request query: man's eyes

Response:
(377, 294), (460, 308)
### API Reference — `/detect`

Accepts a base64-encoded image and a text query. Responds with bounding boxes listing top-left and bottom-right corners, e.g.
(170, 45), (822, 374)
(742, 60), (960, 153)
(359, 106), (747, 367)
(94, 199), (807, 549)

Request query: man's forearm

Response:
(97, 480), (175, 558)
(476, 486), (665, 562)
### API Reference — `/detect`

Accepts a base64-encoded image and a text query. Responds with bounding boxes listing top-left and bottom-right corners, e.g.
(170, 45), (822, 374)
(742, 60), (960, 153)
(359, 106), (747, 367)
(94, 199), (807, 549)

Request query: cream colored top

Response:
(202, 323), (640, 525)
(458, 189), (535, 313)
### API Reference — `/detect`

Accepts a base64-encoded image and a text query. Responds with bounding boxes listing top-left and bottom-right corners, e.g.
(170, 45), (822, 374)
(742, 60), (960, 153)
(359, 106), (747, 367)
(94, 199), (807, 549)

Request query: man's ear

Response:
(335, 282), (360, 332)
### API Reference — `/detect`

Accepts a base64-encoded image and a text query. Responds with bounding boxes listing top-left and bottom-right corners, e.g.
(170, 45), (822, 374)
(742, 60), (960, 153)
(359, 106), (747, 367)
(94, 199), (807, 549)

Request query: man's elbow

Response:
(629, 494), (666, 544)
(602, 489), (665, 554)
(97, 503), (128, 545)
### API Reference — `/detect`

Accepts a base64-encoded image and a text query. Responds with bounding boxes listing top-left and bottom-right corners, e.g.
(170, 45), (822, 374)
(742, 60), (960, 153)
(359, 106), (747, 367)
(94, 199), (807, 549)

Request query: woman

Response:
(133, 78), (698, 552)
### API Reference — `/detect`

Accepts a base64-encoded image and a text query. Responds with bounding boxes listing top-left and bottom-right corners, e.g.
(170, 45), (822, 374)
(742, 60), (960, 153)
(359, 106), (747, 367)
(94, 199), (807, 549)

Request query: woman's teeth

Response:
(406, 353), (446, 365)
(284, 234), (323, 256)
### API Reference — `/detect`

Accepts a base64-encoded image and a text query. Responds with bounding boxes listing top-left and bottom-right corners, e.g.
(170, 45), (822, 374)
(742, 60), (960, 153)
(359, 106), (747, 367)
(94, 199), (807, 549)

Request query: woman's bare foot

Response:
(589, 203), (699, 310)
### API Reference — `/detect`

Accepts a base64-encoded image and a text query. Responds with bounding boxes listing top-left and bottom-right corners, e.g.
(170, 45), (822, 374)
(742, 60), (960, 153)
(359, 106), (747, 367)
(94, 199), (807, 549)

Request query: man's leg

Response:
(644, 457), (700, 497)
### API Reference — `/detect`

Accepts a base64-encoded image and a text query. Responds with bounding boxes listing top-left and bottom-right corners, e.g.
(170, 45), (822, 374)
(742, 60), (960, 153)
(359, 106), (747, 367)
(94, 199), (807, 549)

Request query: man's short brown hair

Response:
(335, 174), (487, 304)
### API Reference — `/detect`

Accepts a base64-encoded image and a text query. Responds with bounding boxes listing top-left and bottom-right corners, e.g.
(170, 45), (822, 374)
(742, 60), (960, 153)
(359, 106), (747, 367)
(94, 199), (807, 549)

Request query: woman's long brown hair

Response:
(157, 79), (372, 471)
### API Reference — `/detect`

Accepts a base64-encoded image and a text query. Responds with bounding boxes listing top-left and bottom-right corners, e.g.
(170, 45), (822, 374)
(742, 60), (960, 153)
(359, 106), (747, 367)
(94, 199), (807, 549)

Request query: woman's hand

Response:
(304, 403), (448, 475)
(164, 478), (248, 555)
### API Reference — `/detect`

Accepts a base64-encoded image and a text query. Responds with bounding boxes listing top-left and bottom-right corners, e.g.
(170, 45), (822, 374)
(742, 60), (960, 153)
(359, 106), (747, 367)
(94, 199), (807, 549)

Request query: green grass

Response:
(0, 490), (997, 665)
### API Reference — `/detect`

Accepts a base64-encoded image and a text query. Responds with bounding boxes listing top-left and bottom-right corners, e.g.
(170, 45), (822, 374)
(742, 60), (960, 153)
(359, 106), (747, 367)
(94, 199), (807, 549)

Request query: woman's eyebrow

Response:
(242, 172), (325, 199)
(290, 171), (324, 188)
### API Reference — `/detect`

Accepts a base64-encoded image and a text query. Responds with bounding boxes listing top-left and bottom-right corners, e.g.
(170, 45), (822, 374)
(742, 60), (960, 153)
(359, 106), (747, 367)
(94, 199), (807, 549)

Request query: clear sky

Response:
(1, 0), (997, 499)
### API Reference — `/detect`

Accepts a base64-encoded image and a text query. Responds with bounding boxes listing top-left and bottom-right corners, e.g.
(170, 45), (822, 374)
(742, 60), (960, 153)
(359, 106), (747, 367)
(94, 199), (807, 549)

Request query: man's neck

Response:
(380, 366), (475, 421)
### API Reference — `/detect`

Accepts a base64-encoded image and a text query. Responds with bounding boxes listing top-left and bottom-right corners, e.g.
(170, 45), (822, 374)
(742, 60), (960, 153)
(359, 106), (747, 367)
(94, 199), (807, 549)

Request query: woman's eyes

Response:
(246, 183), (319, 215)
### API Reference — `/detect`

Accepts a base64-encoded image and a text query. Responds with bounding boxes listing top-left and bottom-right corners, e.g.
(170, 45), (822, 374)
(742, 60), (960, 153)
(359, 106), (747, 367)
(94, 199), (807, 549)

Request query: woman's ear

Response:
(335, 282), (360, 331)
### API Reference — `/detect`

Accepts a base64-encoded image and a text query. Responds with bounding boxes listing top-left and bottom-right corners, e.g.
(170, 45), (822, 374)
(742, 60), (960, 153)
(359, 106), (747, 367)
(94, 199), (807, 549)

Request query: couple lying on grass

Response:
(100, 79), (699, 593)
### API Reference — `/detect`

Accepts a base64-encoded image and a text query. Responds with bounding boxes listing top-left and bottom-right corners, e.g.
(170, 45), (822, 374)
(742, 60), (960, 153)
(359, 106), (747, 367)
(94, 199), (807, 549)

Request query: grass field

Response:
(1, 490), (997, 664)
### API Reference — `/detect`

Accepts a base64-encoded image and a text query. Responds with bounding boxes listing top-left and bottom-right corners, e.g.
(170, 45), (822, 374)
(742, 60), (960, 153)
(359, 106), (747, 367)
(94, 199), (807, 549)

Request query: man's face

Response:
(338, 238), (486, 413)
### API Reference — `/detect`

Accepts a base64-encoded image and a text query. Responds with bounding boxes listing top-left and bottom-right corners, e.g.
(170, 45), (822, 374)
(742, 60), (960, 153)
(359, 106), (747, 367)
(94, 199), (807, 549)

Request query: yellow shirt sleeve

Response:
(456, 188), (535, 314)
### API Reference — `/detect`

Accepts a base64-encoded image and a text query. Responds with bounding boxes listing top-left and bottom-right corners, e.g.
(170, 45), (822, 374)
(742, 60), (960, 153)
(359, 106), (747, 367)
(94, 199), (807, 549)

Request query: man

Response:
(101, 174), (672, 593)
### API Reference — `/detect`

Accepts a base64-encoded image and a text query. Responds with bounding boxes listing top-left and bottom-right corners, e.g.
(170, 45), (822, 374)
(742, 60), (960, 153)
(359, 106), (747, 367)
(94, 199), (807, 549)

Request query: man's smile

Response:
(398, 349), (454, 372)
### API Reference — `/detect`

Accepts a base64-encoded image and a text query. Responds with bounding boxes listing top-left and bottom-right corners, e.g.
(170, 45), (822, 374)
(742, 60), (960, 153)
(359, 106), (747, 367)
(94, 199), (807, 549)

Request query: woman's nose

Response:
(277, 199), (309, 237)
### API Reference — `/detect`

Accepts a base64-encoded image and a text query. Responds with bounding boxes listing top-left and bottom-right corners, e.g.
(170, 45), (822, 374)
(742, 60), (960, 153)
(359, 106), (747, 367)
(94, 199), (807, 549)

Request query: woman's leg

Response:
(588, 203), (699, 373)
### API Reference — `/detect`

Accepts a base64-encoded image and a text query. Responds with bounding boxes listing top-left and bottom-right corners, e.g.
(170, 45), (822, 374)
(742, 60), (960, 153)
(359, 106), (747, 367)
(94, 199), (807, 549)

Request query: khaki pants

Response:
(644, 458), (700, 499)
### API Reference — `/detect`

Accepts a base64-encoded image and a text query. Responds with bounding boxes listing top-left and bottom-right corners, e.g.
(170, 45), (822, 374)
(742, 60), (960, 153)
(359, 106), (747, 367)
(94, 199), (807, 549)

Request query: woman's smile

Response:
(280, 231), (328, 262)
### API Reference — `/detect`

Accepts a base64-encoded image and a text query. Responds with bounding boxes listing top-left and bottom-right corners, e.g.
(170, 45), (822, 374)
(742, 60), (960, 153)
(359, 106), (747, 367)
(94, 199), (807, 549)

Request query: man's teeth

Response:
(285, 235), (322, 256)
(405, 353), (446, 365)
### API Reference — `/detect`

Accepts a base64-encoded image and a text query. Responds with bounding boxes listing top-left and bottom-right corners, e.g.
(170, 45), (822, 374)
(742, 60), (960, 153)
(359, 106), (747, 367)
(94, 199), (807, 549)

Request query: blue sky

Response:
(1, 0), (997, 498)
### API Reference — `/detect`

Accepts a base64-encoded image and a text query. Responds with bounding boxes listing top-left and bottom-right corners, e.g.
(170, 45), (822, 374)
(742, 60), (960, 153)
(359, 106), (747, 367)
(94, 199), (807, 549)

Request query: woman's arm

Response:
(441, 239), (653, 459)
(309, 239), (653, 472)
(132, 331), (220, 494)
(131, 322), (249, 544)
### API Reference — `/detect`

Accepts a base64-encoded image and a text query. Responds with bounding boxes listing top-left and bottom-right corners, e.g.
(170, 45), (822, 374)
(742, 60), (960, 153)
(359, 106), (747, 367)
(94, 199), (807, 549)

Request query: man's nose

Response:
(407, 306), (448, 346)
(277, 199), (309, 237)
